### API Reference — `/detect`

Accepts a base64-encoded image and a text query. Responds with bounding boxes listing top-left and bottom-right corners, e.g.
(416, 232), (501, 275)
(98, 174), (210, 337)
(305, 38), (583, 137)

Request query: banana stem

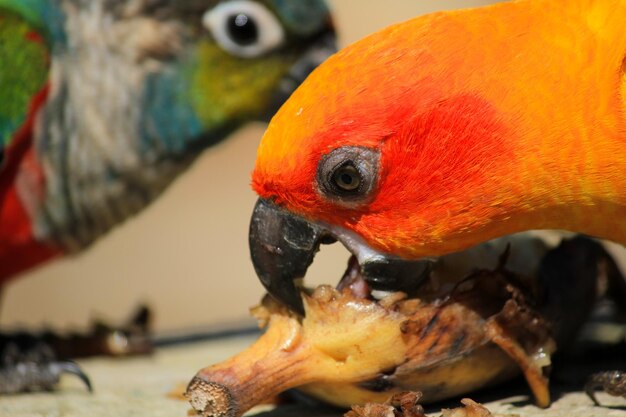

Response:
(186, 315), (318, 417)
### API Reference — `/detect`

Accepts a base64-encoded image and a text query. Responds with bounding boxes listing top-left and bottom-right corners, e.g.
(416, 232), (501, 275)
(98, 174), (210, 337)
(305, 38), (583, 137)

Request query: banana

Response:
(186, 236), (621, 417)
(345, 392), (495, 417)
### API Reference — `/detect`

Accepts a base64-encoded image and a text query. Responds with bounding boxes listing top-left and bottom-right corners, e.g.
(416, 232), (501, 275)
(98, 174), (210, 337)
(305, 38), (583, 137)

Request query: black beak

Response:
(249, 199), (326, 314)
(249, 199), (433, 315)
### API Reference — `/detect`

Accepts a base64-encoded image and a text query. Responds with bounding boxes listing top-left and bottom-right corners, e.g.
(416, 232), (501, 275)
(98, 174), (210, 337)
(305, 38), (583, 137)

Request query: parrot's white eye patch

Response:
(317, 146), (380, 206)
(203, 1), (285, 58)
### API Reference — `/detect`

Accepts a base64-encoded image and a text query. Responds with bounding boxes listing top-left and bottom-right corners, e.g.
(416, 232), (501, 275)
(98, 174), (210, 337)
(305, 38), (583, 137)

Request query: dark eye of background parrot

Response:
(204, 1), (285, 58)
(227, 13), (258, 46)
(317, 146), (380, 204)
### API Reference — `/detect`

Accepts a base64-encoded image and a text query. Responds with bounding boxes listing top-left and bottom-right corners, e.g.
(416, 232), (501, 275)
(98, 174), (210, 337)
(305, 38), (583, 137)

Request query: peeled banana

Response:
(186, 236), (621, 417)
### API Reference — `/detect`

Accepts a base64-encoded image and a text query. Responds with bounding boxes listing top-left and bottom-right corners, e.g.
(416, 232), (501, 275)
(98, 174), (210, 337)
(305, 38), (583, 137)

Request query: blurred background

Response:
(1, 1), (501, 334)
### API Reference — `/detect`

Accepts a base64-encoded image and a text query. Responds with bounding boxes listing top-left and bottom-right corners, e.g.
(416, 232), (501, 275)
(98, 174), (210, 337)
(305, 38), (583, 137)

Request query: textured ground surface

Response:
(0, 334), (625, 417)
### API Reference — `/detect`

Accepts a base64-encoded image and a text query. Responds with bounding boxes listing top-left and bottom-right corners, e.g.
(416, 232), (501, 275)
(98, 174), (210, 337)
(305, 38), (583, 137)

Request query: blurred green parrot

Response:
(0, 0), (335, 393)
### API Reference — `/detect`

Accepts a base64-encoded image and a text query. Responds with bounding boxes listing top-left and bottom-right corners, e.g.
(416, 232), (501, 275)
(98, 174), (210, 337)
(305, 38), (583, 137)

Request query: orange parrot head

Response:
(249, 0), (626, 313)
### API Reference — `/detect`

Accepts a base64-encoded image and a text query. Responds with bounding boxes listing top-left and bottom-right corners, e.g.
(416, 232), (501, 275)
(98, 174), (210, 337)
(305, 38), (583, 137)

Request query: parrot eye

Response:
(203, 1), (285, 58)
(317, 146), (380, 205)
(332, 164), (361, 191)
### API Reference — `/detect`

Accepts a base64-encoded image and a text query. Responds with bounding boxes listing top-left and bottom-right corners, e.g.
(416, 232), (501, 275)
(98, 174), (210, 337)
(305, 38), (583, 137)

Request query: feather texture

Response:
(0, 0), (335, 282)
(253, 0), (626, 258)
(0, 9), (49, 150)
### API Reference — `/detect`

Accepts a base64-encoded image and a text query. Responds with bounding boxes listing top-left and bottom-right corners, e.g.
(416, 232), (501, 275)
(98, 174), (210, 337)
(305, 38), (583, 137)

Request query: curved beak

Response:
(249, 199), (433, 314)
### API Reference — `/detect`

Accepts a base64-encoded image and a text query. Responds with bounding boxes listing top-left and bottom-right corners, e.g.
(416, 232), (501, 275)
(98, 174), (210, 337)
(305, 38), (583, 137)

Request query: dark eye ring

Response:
(317, 146), (379, 205)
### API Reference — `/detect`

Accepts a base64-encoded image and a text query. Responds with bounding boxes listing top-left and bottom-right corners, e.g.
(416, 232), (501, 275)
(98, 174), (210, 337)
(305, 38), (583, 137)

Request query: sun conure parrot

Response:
(248, 0), (626, 315)
(0, 0), (334, 392)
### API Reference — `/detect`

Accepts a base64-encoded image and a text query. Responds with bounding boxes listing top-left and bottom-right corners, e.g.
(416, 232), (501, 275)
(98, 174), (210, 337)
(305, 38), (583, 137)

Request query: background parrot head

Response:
(249, 0), (626, 313)
(0, 0), (335, 280)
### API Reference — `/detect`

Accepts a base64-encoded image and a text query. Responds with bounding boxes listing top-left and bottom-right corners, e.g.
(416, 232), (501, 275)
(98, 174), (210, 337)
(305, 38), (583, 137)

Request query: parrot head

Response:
(249, 1), (626, 313)
(1, 0), (335, 252)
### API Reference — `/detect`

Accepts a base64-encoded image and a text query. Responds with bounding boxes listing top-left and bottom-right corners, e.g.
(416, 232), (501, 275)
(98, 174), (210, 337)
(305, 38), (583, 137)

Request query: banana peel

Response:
(186, 236), (621, 417)
(345, 392), (500, 417)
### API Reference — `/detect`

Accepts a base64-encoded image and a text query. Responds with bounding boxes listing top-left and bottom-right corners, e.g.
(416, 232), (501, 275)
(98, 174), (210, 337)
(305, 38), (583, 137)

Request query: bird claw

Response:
(0, 335), (92, 394)
(585, 370), (626, 406)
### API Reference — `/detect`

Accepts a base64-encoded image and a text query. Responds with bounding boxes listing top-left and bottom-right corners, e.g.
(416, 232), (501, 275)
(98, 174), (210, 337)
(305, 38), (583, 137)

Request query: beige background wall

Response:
(1, 1), (500, 333)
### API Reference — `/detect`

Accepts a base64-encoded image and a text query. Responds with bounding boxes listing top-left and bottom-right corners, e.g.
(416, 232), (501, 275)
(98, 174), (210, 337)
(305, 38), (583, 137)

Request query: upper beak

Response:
(249, 199), (433, 315)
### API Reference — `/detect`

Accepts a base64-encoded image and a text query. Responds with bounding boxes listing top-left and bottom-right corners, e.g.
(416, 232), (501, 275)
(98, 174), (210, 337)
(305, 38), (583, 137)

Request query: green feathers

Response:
(0, 0), (335, 254)
(0, 0), (47, 27)
(0, 8), (49, 148)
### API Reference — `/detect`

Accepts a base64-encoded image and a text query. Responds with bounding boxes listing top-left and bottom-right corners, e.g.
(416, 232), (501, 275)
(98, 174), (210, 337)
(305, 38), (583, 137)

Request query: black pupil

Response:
(334, 165), (360, 191)
(341, 173), (355, 186)
(227, 13), (258, 46)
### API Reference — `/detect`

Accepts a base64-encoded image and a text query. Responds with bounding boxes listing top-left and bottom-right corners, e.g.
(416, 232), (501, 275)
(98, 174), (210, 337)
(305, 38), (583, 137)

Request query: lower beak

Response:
(249, 199), (433, 314)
